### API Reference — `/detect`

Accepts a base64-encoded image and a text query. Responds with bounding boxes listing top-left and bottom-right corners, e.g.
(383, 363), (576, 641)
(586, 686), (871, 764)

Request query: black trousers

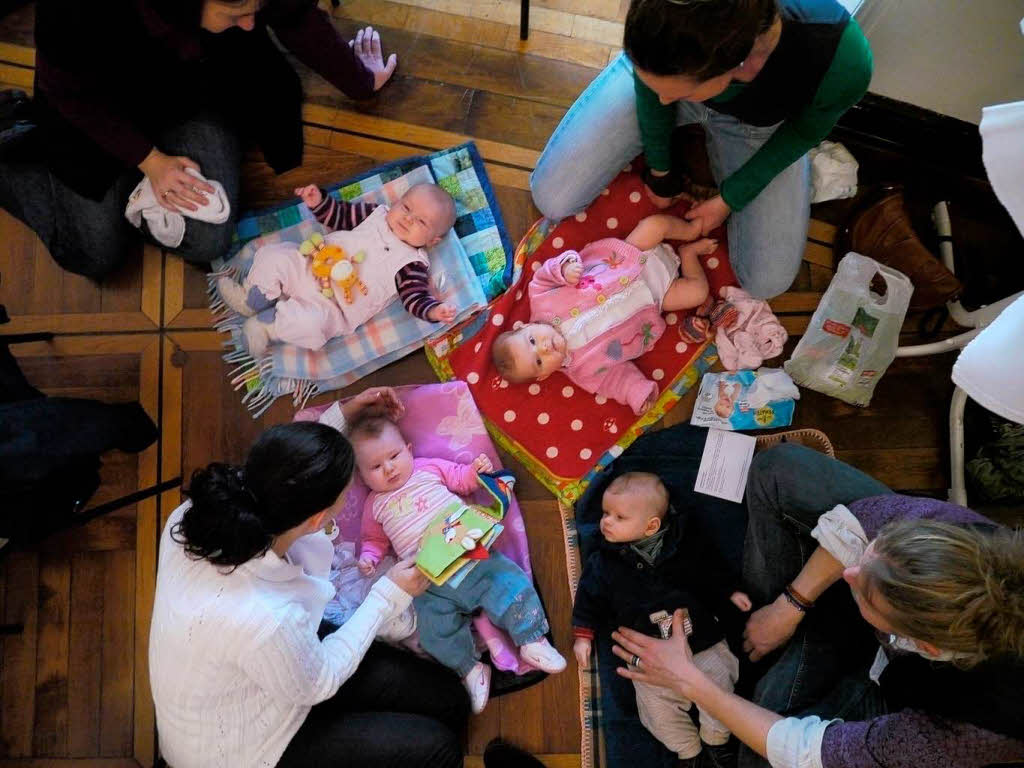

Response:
(276, 641), (469, 768)
(0, 111), (240, 280)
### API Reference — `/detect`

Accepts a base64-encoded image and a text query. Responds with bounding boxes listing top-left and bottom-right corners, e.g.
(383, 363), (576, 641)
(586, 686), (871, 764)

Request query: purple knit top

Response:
(819, 494), (1024, 768)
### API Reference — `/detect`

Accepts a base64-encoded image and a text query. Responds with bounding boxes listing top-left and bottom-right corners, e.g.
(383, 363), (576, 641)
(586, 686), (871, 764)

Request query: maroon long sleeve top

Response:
(33, 0), (374, 197)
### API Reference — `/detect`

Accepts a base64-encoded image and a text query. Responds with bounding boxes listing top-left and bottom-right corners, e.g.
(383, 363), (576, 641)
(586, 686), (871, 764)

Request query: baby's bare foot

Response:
(684, 237), (718, 257)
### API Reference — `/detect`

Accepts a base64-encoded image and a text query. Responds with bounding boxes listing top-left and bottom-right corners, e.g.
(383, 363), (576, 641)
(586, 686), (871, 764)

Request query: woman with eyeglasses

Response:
(610, 443), (1024, 768)
(530, 0), (872, 300)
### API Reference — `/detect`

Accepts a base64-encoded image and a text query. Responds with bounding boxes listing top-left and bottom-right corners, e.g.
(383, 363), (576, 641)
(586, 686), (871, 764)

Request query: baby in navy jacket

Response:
(572, 472), (750, 766)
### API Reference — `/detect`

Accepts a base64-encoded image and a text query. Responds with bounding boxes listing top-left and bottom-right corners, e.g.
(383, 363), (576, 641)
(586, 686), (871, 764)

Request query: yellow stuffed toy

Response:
(300, 232), (368, 304)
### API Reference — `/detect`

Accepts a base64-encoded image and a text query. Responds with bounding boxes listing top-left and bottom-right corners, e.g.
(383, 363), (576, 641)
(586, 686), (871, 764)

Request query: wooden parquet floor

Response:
(0, 3), (1011, 767)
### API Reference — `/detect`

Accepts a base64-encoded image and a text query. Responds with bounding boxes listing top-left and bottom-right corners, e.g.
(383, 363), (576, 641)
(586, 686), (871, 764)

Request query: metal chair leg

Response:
(520, 0), (529, 39)
(893, 202), (1022, 507)
(949, 386), (969, 507)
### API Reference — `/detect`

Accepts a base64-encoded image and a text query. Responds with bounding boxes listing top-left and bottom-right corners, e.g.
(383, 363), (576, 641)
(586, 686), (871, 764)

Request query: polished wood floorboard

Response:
(1, 3), (1019, 766)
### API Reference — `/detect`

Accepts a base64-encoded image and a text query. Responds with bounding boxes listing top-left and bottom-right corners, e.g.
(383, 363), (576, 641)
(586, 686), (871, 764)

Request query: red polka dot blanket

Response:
(426, 163), (737, 503)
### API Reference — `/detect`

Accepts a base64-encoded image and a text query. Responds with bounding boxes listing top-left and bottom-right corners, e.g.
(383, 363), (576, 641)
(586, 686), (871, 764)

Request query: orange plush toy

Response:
(300, 232), (368, 303)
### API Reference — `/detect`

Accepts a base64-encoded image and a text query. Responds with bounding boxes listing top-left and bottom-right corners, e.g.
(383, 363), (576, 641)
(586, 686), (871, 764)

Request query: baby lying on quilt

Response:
(347, 412), (566, 714)
(216, 183), (458, 356)
(572, 472), (750, 767)
(492, 215), (715, 414)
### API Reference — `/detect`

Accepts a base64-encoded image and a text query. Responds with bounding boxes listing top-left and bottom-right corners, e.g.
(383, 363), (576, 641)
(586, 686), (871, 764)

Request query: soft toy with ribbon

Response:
(300, 232), (368, 304)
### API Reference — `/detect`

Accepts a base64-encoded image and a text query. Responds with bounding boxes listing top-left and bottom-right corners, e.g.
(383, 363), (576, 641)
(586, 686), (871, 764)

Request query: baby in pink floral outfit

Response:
(492, 215), (715, 413)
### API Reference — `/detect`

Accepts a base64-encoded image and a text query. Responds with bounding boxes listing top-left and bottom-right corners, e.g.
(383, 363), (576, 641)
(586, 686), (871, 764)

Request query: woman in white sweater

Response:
(149, 387), (469, 768)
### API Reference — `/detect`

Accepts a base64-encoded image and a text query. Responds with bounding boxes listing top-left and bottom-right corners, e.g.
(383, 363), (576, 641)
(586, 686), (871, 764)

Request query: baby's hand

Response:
(573, 637), (592, 669)
(357, 557), (377, 577)
(427, 302), (457, 324)
(562, 260), (583, 285)
(730, 591), (753, 612)
(294, 184), (323, 209)
(472, 454), (493, 474)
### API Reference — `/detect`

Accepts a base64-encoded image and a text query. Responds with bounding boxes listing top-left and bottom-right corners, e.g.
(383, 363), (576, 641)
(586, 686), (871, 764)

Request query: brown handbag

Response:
(837, 185), (963, 309)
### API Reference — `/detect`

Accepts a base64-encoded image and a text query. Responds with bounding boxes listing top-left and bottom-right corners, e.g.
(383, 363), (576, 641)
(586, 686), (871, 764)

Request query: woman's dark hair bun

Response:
(173, 463), (274, 567)
(173, 422), (355, 568)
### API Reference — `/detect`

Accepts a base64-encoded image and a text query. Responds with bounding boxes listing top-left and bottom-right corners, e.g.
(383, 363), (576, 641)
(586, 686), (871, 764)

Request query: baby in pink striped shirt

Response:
(216, 183), (458, 356)
(349, 413), (566, 713)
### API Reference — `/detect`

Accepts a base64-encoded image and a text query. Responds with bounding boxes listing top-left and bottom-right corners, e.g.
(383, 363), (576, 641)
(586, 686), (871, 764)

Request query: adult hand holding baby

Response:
(612, 609), (704, 699)
(341, 386), (405, 423)
(685, 194), (731, 236)
(385, 558), (429, 597)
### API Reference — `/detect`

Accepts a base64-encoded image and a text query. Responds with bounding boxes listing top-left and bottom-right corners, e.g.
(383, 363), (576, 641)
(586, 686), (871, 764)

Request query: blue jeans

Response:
(0, 111), (240, 279)
(530, 53), (811, 299)
(414, 551), (548, 677)
(738, 444), (892, 768)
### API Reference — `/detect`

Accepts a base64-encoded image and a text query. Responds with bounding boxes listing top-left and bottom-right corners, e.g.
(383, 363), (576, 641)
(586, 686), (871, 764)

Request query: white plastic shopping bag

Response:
(784, 253), (913, 407)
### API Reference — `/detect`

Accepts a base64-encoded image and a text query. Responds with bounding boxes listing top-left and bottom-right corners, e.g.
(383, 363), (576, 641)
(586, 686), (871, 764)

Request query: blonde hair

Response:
(606, 472), (670, 519)
(863, 520), (1024, 667)
(491, 330), (532, 383)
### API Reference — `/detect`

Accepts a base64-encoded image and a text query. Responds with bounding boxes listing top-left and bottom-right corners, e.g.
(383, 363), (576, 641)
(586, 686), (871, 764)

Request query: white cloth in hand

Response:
(124, 167), (230, 248)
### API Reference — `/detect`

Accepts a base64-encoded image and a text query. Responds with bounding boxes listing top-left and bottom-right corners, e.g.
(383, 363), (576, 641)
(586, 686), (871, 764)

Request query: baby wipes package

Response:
(691, 369), (799, 430)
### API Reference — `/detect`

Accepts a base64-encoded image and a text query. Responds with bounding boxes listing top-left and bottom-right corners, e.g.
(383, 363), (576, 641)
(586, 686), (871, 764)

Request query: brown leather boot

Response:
(837, 185), (963, 309)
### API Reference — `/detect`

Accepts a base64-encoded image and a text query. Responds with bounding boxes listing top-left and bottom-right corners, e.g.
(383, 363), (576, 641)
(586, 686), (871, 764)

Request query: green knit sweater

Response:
(635, 13), (872, 211)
